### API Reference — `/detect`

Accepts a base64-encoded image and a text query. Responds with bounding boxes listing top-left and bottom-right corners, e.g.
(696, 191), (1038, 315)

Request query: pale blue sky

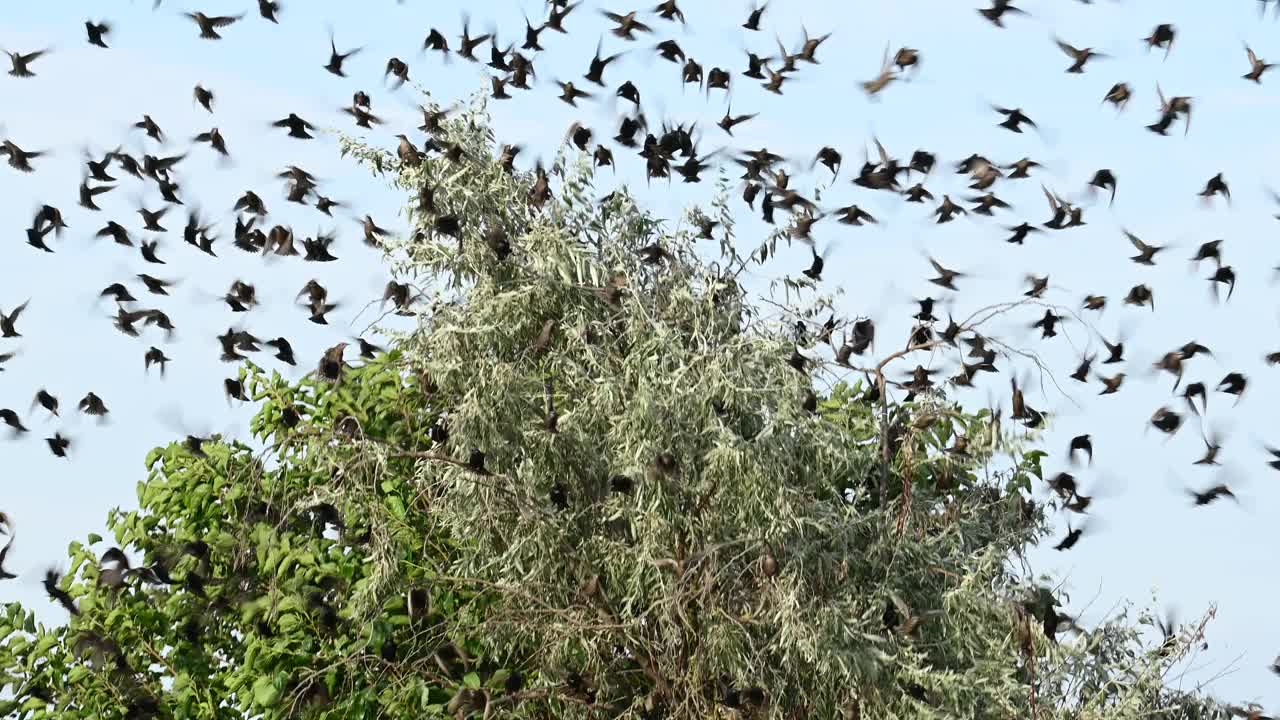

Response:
(2, 0), (1279, 709)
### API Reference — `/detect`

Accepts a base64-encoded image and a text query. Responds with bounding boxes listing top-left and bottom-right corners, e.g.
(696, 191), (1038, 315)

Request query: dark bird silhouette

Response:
(1144, 23), (1176, 59)
(1183, 382), (1207, 416)
(318, 342), (348, 382)
(1088, 169), (1118, 206)
(266, 337), (296, 365)
(655, 38), (685, 63)
(385, 57), (410, 87)
(258, 0), (281, 23)
(979, 0), (1027, 28)
(184, 11), (242, 40)
(1191, 239), (1223, 267)
(602, 10), (653, 40)
(25, 223), (54, 252)
(1005, 157), (1040, 179)
(78, 181), (113, 212)
(1181, 342), (1213, 361)
(1, 140), (45, 172)
(43, 569), (78, 614)
(5, 48), (48, 77)
(1266, 446), (1280, 472)
(0, 301), (29, 338)
(1069, 434), (1093, 465)
(1188, 483), (1235, 507)
(324, 31), (362, 76)
(743, 1), (768, 30)
(1208, 266), (1236, 302)
(85, 21), (111, 48)
(458, 18), (492, 61)
(1199, 173), (1230, 205)
(273, 113), (317, 139)
(1124, 229), (1164, 265)
(546, 1), (580, 33)
(140, 239), (166, 264)
(1217, 372), (1247, 404)
(137, 274), (175, 296)
(0, 408), (26, 433)
(144, 347), (170, 375)
(0, 536), (15, 580)
(1098, 372), (1125, 395)
(993, 105), (1036, 133)
(1103, 82), (1132, 111)
(1150, 407), (1182, 436)
(1070, 353), (1094, 382)
(1244, 45), (1274, 82)
(1055, 38), (1106, 73)
(1023, 274), (1049, 298)
(557, 80), (593, 105)
(423, 28), (449, 55)
(100, 283), (135, 303)
(46, 433), (71, 458)
(1054, 524), (1085, 551)
(193, 127), (229, 156)
(928, 257), (965, 290)
(934, 195), (966, 223)
(1123, 284), (1154, 311)
(584, 40), (624, 85)
(137, 205), (169, 232)
(1004, 222), (1040, 244)
(1195, 428), (1224, 466)
(616, 80), (641, 105)
(79, 392), (108, 418)
(717, 106), (756, 136)
(1033, 309), (1062, 339)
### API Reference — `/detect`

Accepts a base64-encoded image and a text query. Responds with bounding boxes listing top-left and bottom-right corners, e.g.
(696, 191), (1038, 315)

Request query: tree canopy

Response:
(0, 94), (1239, 720)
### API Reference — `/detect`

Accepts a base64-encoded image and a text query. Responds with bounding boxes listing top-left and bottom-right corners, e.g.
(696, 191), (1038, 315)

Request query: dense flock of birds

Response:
(4, 0), (1280, 714)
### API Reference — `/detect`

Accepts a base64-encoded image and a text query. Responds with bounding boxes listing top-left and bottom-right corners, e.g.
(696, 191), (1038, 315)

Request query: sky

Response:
(2, 0), (1279, 710)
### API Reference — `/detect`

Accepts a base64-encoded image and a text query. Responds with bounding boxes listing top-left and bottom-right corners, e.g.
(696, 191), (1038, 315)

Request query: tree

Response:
(0, 93), (1237, 720)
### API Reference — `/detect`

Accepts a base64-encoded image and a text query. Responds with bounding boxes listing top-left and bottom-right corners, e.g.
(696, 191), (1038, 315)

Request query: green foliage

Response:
(0, 354), (512, 719)
(333, 92), (1237, 719)
(0, 91), (1237, 720)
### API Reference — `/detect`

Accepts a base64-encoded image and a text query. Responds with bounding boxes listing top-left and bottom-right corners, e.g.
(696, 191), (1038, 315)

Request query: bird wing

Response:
(5, 301), (28, 323)
(873, 136), (890, 166)
(1054, 38), (1079, 57)
(209, 14), (243, 27)
(1041, 184), (1059, 210)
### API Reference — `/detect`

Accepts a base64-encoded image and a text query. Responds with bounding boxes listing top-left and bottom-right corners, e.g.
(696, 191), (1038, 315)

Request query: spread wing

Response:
(1041, 184), (1059, 211)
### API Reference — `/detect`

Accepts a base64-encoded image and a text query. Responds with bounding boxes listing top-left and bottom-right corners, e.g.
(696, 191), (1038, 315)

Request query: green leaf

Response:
(386, 496), (406, 520)
(33, 634), (57, 656)
(252, 675), (282, 708)
(463, 672), (481, 690)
